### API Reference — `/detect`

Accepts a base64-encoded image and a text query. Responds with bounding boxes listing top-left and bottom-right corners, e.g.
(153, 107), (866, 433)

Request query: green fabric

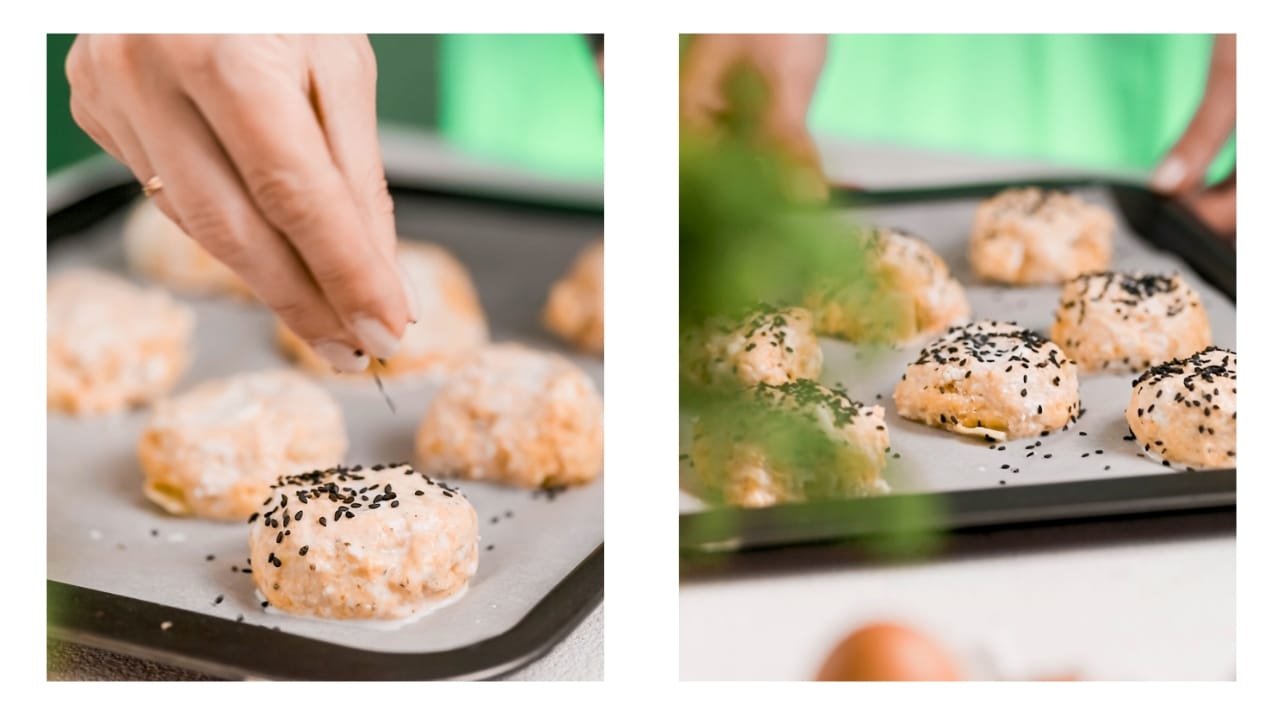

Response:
(811, 34), (1235, 181)
(439, 34), (603, 180)
(47, 34), (101, 174)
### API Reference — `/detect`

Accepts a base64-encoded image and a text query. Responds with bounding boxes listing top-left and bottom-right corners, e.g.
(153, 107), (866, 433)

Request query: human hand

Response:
(680, 34), (828, 202)
(1151, 34), (1236, 242)
(67, 34), (412, 372)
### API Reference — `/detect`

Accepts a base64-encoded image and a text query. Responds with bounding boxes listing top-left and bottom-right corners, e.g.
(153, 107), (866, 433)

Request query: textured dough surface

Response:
(1050, 271), (1211, 374)
(894, 320), (1081, 441)
(969, 187), (1114, 285)
(806, 226), (969, 344)
(138, 370), (347, 521)
(681, 304), (823, 387)
(122, 199), (252, 298)
(249, 464), (478, 621)
(543, 240), (604, 355)
(1126, 347), (1235, 470)
(280, 240), (489, 376)
(691, 380), (890, 507)
(48, 268), (194, 415)
(415, 344), (604, 488)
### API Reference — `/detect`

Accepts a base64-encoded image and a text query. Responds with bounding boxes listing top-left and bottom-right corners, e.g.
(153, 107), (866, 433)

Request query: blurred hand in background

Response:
(1151, 34), (1236, 241)
(680, 34), (828, 202)
(67, 34), (412, 372)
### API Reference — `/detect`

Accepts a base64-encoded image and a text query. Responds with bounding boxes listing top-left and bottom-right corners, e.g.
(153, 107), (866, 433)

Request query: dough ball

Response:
(969, 187), (1114, 285)
(1126, 346), (1235, 470)
(249, 464), (478, 621)
(48, 269), (194, 415)
(1050, 271), (1212, 374)
(690, 380), (890, 507)
(543, 240), (603, 354)
(279, 240), (488, 376)
(894, 321), (1081, 441)
(122, 199), (252, 298)
(806, 226), (969, 344)
(138, 370), (347, 521)
(681, 304), (823, 387)
(415, 344), (603, 488)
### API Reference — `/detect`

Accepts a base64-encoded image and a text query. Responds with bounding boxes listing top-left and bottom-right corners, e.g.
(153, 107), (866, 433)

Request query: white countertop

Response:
(679, 137), (1236, 681)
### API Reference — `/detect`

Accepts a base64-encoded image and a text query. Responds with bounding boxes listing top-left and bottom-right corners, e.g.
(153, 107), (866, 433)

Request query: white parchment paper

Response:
(48, 198), (603, 654)
(680, 186), (1235, 511)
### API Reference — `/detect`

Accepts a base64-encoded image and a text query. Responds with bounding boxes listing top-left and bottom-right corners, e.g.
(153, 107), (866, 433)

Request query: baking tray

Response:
(47, 178), (603, 680)
(680, 178), (1235, 557)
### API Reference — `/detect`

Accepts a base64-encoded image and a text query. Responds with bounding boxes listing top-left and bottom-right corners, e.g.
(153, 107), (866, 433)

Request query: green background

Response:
(46, 34), (604, 180)
(48, 34), (1237, 182)
(812, 33), (1235, 179)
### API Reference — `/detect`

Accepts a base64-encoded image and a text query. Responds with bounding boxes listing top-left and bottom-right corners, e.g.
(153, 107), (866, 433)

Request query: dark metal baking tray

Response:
(47, 175), (603, 680)
(680, 178), (1235, 558)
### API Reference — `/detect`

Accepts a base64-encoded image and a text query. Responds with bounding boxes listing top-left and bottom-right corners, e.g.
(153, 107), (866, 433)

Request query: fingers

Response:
(130, 89), (370, 373)
(679, 36), (736, 131)
(681, 35), (829, 203)
(1152, 35), (1236, 195)
(757, 35), (829, 202)
(305, 37), (399, 262)
(1187, 171), (1236, 241)
(306, 37), (418, 323)
(185, 40), (410, 359)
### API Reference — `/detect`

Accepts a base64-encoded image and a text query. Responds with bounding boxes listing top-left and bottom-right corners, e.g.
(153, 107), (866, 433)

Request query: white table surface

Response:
(679, 137), (1235, 681)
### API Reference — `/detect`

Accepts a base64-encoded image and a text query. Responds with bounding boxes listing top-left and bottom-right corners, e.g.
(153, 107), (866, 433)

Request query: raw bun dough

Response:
(894, 320), (1081, 442)
(415, 344), (603, 488)
(138, 370), (347, 521)
(48, 268), (194, 415)
(690, 380), (890, 507)
(279, 240), (488, 376)
(1050, 271), (1211, 374)
(969, 187), (1113, 285)
(544, 240), (604, 355)
(681, 304), (823, 387)
(806, 226), (969, 344)
(1126, 346), (1236, 470)
(249, 464), (478, 621)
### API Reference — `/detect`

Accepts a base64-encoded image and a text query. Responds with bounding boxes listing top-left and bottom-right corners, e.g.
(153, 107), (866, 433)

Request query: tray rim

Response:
(680, 177), (1236, 556)
(46, 178), (605, 681)
(48, 545), (602, 681)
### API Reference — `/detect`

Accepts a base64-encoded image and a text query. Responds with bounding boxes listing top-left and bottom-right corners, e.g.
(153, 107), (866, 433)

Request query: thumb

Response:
(1152, 35), (1236, 195)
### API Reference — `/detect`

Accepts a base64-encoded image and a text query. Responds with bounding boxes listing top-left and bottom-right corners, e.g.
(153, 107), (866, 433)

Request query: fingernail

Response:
(1151, 156), (1186, 193)
(398, 259), (420, 322)
(351, 314), (401, 359)
(312, 341), (370, 373)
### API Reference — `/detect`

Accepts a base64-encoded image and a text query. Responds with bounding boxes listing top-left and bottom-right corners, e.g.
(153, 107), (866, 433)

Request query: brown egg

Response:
(816, 622), (962, 681)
